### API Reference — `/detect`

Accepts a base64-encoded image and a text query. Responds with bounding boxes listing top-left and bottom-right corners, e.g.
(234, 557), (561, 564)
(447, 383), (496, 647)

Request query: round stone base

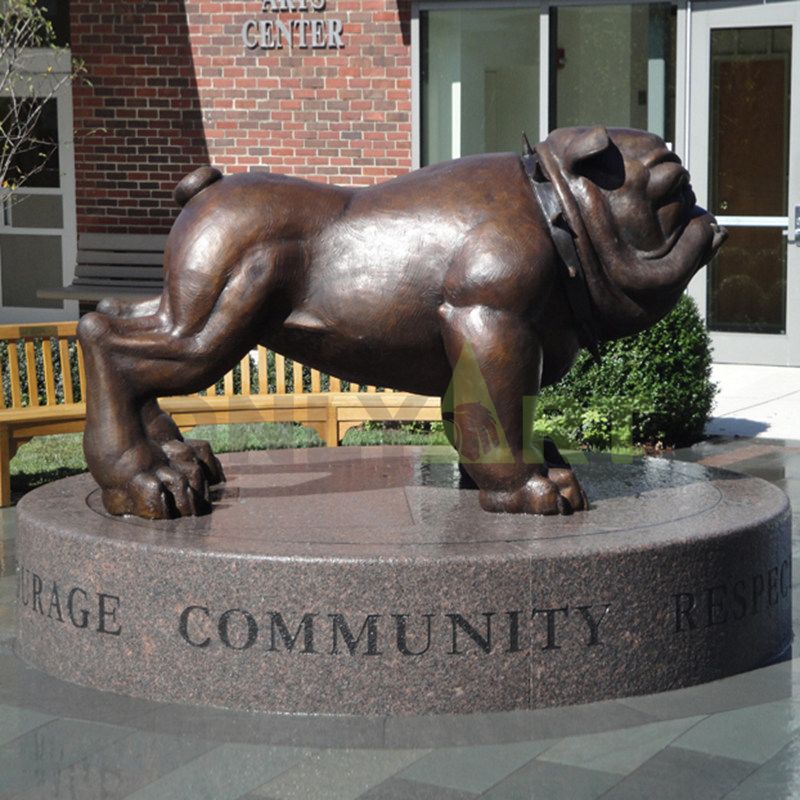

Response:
(15, 447), (792, 715)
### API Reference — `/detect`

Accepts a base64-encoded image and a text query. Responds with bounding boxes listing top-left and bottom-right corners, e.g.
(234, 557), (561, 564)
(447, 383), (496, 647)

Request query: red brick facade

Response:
(71, 0), (413, 233)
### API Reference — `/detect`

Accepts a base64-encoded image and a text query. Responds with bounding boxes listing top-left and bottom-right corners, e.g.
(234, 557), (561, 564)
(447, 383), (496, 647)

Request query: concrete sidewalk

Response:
(707, 363), (800, 440)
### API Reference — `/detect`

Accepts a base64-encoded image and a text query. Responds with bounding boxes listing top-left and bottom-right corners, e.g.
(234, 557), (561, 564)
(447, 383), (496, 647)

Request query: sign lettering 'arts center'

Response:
(242, 0), (345, 50)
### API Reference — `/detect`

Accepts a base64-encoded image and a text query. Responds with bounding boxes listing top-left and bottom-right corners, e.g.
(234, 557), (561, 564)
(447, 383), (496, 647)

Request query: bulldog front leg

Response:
(439, 303), (573, 515)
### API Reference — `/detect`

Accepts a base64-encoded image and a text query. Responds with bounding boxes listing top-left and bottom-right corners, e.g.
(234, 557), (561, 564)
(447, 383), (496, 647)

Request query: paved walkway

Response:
(708, 364), (800, 440)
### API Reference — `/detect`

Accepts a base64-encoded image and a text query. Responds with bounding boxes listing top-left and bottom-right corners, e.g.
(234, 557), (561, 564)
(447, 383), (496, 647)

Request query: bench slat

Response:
(240, 354), (251, 395)
(311, 369), (321, 393)
(223, 369), (234, 396)
(75, 267), (163, 281)
(77, 344), (86, 401)
(293, 361), (302, 393)
(42, 339), (57, 405)
(7, 343), (21, 407)
(78, 233), (169, 252)
(258, 347), (268, 394)
(59, 339), (74, 404)
(275, 353), (285, 394)
(77, 251), (164, 266)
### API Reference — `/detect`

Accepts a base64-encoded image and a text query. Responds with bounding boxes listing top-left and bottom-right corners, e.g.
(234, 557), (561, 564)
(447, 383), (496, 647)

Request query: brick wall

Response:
(71, 0), (413, 234)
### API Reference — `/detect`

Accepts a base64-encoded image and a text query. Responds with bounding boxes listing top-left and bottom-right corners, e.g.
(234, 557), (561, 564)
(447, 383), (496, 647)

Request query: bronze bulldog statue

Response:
(79, 126), (726, 520)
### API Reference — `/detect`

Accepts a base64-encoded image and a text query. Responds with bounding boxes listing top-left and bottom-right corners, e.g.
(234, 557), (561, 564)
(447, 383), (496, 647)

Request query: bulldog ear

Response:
(565, 126), (624, 189)
(564, 126), (611, 171)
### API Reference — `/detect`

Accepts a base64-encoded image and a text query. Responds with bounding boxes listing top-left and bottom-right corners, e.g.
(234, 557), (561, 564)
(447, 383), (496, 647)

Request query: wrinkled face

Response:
(595, 130), (707, 257)
(538, 126), (728, 336)
(573, 127), (727, 263)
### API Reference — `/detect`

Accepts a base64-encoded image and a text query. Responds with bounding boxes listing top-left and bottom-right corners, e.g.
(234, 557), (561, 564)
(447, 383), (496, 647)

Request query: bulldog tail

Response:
(174, 166), (223, 207)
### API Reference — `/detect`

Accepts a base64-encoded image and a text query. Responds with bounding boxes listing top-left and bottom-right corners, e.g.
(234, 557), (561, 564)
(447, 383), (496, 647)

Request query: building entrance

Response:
(686, 0), (799, 365)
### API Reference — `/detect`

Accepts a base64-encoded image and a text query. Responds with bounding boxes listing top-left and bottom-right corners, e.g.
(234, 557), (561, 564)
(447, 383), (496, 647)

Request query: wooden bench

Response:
(37, 233), (168, 308)
(0, 321), (441, 506)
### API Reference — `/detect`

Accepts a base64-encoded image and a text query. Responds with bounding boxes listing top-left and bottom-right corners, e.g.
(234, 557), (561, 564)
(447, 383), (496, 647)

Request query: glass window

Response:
(0, 97), (60, 189)
(0, 234), (62, 309)
(706, 26), (791, 334)
(550, 3), (676, 142)
(42, 0), (70, 47)
(421, 8), (539, 166)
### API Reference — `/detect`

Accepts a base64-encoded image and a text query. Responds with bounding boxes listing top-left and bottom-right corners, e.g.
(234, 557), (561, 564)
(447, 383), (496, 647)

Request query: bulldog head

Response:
(536, 126), (727, 340)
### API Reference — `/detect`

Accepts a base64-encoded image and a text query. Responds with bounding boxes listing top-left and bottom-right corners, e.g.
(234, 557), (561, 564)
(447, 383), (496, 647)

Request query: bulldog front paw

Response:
(102, 462), (212, 520)
(479, 476), (571, 515)
(548, 467), (589, 511)
(162, 438), (226, 486)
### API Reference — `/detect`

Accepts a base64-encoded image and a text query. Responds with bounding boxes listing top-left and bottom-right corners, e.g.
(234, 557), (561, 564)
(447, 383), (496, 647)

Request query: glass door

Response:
(686, 0), (800, 365)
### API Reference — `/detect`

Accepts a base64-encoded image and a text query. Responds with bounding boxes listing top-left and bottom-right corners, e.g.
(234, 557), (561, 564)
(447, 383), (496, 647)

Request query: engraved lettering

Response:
(179, 605), (211, 648)
(732, 580), (747, 620)
(780, 559), (791, 598)
(330, 614), (382, 655)
(393, 614), (433, 656)
(218, 608), (258, 650)
(674, 593), (696, 632)
(752, 573), (765, 614)
(267, 612), (316, 653)
(97, 592), (122, 636)
(447, 613), (493, 654)
(767, 566), (779, 607)
(506, 610), (524, 653)
(32, 572), (44, 614)
(575, 604), (610, 645)
(67, 587), (89, 629)
(47, 582), (64, 622)
(532, 606), (568, 649)
(706, 585), (727, 626)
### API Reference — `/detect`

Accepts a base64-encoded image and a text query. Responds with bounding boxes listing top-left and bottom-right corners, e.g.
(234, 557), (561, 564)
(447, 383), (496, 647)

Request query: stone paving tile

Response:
(536, 716), (706, 775)
(120, 744), (309, 800)
(395, 741), (554, 794)
(481, 759), (620, 800)
(0, 702), (56, 747)
(618, 667), (792, 720)
(598, 746), (756, 800)
(248, 748), (428, 800)
(0, 653), (162, 727)
(670, 701), (800, 765)
(722, 737), (800, 799)
(358, 776), (479, 799)
(0, 718), (134, 799)
(11, 730), (217, 800)
(137, 703), (387, 749)
(385, 701), (657, 748)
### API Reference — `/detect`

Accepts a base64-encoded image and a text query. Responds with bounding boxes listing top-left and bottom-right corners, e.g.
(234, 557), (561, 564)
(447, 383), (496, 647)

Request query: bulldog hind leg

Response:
(79, 252), (279, 519)
(93, 295), (225, 486)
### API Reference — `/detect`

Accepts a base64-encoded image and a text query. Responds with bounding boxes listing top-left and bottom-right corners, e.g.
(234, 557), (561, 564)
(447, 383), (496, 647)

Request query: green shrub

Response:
(538, 294), (716, 449)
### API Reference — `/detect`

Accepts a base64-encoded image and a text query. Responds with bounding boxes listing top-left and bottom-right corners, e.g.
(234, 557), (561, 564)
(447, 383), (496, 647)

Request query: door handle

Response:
(784, 205), (800, 245)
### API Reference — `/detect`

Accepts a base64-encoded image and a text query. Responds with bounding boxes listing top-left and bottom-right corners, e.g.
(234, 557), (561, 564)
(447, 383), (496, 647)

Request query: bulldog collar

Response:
(521, 134), (602, 363)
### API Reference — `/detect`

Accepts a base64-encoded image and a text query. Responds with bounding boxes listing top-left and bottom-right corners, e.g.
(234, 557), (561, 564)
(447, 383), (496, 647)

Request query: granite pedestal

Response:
(15, 446), (792, 715)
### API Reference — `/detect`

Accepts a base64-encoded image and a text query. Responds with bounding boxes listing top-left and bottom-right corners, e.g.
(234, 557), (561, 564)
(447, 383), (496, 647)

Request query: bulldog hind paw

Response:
(162, 438), (226, 486)
(102, 464), (212, 520)
(479, 476), (573, 516)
